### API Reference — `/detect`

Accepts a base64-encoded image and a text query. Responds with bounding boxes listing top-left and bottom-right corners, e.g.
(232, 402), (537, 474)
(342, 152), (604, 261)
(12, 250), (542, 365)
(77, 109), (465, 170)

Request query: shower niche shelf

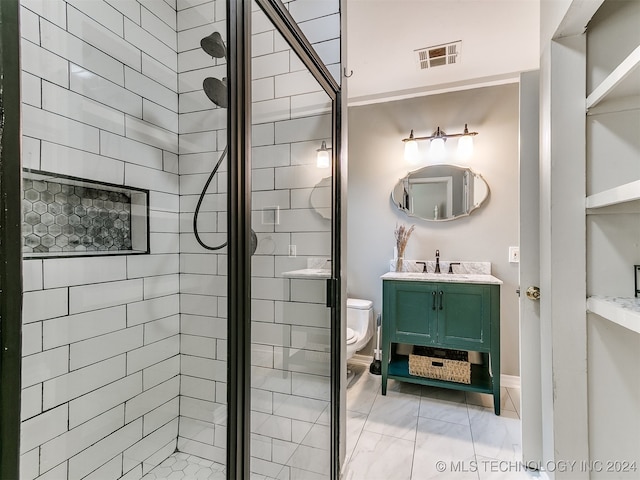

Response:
(22, 170), (149, 258)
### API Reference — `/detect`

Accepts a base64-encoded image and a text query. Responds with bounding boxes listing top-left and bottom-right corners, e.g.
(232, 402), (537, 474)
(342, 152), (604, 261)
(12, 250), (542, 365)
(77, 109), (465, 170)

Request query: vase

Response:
(396, 257), (404, 272)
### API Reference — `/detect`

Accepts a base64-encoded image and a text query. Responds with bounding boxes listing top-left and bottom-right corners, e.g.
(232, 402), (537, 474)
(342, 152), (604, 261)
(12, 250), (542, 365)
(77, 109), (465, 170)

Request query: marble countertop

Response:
(381, 271), (503, 285)
(587, 296), (640, 334)
(282, 268), (331, 279)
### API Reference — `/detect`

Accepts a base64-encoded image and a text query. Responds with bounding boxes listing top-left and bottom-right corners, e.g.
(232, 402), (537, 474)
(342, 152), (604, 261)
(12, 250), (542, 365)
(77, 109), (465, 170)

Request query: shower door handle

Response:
(326, 278), (337, 308)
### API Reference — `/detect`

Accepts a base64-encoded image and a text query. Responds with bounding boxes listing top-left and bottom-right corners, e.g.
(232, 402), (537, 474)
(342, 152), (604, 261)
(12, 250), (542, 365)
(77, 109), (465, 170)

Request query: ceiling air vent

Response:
(416, 41), (461, 70)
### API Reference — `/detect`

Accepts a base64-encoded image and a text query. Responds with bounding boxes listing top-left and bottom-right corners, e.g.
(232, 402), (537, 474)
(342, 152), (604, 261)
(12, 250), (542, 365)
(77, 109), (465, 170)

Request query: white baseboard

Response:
(348, 354), (373, 366)
(538, 471), (551, 480)
(501, 374), (520, 389)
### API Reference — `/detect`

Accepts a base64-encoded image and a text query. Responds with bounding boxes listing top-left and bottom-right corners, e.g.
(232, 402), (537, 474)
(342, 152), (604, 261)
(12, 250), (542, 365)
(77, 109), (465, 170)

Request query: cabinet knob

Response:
(526, 286), (541, 301)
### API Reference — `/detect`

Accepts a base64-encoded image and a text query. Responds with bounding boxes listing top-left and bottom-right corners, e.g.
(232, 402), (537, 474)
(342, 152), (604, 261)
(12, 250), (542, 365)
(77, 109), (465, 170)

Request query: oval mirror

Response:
(391, 164), (489, 221)
(310, 176), (331, 220)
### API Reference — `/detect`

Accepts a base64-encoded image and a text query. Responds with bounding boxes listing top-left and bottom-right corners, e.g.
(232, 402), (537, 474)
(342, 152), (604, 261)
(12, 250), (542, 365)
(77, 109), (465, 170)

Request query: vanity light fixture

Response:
(402, 124), (478, 163)
(430, 127), (446, 160)
(403, 130), (420, 165)
(456, 124), (475, 160)
(316, 141), (331, 168)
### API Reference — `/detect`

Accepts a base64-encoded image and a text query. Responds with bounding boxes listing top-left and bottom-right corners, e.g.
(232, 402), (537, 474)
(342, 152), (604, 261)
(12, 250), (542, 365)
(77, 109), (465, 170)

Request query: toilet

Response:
(346, 298), (374, 360)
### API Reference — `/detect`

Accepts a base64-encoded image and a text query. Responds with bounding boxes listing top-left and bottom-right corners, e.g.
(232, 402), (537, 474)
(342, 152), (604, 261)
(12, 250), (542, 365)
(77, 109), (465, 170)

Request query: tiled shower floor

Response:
(143, 453), (225, 480)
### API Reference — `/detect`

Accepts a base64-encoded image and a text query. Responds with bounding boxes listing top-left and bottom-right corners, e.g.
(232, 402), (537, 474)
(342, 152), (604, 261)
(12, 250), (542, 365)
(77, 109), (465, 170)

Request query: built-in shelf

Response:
(387, 355), (493, 394)
(586, 45), (640, 109)
(281, 268), (331, 279)
(587, 296), (640, 334)
(585, 180), (640, 209)
(22, 169), (149, 258)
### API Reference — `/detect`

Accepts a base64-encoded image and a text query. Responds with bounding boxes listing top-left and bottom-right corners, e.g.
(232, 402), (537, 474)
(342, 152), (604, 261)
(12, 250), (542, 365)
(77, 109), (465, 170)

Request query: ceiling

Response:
(345, 0), (540, 105)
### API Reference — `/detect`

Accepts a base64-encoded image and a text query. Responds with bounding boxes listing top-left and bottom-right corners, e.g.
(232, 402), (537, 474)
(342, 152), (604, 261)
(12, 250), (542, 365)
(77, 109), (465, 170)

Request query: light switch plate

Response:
(509, 246), (520, 263)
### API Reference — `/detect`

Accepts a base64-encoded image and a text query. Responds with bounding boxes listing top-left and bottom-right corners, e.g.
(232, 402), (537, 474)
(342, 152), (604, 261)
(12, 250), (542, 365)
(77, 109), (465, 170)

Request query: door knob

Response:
(526, 286), (540, 300)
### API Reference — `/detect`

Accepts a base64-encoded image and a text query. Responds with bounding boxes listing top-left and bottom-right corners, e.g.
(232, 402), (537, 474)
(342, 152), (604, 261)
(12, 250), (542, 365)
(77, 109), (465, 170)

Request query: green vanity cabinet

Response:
(437, 283), (492, 350)
(387, 281), (438, 344)
(381, 277), (501, 415)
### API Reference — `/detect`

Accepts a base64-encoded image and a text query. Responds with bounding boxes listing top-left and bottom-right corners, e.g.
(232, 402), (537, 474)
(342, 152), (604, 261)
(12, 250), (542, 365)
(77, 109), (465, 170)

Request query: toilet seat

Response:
(346, 327), (358, 345)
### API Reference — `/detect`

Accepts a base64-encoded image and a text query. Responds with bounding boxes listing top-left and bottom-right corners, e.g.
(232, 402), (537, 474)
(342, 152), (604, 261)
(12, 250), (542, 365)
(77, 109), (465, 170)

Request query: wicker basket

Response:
(408, 346), (471, 384)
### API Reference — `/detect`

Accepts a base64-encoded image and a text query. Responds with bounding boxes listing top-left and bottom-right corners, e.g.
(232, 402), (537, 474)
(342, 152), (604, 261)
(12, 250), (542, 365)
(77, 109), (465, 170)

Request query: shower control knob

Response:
(526, 286), (540, 301)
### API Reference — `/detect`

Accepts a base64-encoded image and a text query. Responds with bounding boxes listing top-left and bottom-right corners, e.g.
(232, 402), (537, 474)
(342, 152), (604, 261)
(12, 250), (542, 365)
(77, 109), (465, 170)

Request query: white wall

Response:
(540, 0), (573, 45)
(347, 83), (521, 376)
(20, 0), (181, 478)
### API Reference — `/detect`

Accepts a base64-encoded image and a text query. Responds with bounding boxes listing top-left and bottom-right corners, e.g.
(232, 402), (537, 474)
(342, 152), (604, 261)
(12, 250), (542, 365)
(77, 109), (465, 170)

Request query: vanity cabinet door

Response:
(437, 283), (491, 350)
(385, 281), (437, 344)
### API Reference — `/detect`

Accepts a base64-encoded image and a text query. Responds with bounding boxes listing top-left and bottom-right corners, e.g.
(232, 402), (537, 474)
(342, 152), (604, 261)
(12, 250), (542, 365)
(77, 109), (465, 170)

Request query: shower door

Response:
(246, 1), (342, 478)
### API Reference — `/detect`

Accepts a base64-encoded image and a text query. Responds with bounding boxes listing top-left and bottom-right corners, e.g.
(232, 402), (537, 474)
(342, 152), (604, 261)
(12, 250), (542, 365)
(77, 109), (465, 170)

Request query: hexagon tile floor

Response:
(142, 453), (225, 480)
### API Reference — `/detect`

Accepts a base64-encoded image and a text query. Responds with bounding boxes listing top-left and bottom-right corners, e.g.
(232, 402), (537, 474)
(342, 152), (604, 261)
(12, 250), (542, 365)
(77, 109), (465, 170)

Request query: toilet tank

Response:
(347, 298), (373, 332)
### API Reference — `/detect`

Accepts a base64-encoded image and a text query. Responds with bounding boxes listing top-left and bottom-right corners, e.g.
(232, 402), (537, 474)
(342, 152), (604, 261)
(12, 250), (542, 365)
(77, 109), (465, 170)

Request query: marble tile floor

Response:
(343, 363), (542, 480)
(145, 364), (540, 480)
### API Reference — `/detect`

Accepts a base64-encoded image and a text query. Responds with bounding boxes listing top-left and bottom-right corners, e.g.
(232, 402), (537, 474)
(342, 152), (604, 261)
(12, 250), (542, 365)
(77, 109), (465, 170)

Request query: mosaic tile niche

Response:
(22, 171), (148, 257)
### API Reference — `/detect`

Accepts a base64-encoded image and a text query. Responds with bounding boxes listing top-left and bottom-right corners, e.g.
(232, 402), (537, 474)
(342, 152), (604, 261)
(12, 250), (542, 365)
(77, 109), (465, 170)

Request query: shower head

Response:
(200, 32), (227, 59)
(203, 77), (228, 109)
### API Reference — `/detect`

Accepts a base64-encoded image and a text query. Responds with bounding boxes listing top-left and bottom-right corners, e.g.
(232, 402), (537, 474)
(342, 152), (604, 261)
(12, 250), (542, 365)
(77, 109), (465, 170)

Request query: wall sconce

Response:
(403, 130), (420, 165)
(402, 124), (478, 163)
(316, 141), (331, 168)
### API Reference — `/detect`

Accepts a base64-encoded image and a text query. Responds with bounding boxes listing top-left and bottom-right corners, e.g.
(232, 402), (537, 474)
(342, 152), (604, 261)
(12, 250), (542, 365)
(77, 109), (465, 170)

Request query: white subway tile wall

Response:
(20, 0), (181, 477)
(20, 0), (339, 478)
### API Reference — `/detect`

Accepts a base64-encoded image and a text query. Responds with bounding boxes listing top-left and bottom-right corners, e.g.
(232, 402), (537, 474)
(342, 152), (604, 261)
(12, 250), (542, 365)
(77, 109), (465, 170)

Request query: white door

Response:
(518, 70), (543, 468)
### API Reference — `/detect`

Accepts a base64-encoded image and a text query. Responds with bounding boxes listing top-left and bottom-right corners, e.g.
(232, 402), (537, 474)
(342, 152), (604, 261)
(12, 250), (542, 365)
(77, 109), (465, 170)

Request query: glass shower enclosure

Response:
(0, 0), (342, 478)
(249, 2), (339, 478)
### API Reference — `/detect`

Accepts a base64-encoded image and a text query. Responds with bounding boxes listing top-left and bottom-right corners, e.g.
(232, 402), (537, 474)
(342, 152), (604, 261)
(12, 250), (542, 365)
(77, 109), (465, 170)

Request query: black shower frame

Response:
(0, 0), (23, 478)
(226, 0), (343, 479)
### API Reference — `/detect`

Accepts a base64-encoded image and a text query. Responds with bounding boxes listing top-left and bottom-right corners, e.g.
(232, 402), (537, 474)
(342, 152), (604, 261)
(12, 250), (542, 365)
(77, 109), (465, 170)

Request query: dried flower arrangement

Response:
(394, 223), (415, 272)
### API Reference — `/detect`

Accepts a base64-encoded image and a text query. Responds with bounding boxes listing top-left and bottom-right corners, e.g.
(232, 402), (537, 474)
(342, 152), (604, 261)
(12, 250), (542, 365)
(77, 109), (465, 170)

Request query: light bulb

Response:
(317, 149), (330, 168)
(457, 135), (474, 160)
(430, 137), (446, 160)
(404, 139), (420, 164)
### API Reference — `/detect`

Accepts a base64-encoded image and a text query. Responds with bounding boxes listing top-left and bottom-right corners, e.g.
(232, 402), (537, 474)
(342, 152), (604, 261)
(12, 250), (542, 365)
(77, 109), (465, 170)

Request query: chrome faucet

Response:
(434, 250), (441, 273)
